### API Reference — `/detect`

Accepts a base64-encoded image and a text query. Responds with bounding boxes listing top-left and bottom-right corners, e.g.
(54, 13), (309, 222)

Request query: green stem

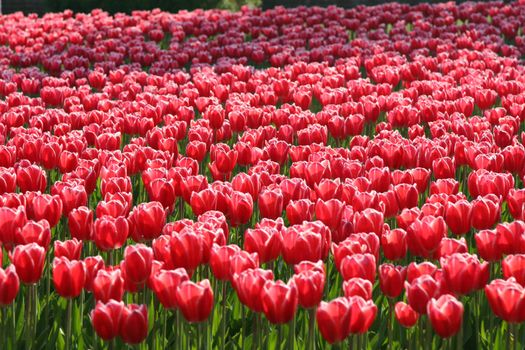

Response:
(388, 299), (394, 350)
(457, 317), (463, 350)
(25, 285), (33, 350)
(277, 324), (283, 350)
(425, 316), (431, 350)
(65, 298), (73, 350)
(308, 308), (316, 350)
(221, 281), (227, 350)
(288, 316), (295, 350)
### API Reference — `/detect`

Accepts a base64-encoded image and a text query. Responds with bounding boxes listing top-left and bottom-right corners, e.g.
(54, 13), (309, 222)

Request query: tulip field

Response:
(3, 1), (525, 349)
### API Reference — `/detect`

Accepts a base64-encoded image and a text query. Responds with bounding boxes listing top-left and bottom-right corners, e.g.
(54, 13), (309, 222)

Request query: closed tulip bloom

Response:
(315, 199), (345, 230)
(347, 296), (377, 334)
(129, 202), (166, 242)
(286, 199), (314, 225)
(227, 248), (257, 274)
(282, 222), (330, 265)
(0, 205), (27, 250)
(475, 229), (503, 262)
(434, 237), (468, 259)
(209, 244), (241, 281)
(227, 191), (251, 227)
(176, 279), (214, 323)
(379, 264), (407, 298)
(381, 228), (407, 261)
(0, 265), (20, 306)
(93, 269), (125, 303)
(406, 262), (438, 283)
(15, 219), (51, 249)
(407, 216), (447, 258)
(170, 230), (204, 273)
(94, 216), (129, 251)
(59, 185), (88, 216)
(261, 280), (298, 324)
(52, 257), (85, 298)
(10, 243), (46, 284)
(119, 304), (148, 344)
(316, 297), (351, 344)
(31, 193), (63, 228)
(342, 278), (373, 300)
(427, 294), (464, 338)
(485, 278), (525, 323)
(233, 268), (274, 313)
(258, 189), (284, 220)
(150, 268), (189, 309)
(83, 256), (105, 292)
(445, 200), (472, 235)
(339, 253), (376, 282)
(244, 227), (282, 264)
(293, 270), (325, 308)
(353, 208), (384, 236)
(54, 239), (83, 260)
(68, 206), (94, 241)
(441, 253), (489, 295)
(122, 244), (154, 285)
(395, 302), (419, 328)
(405, 275), (441, 314)
(502, 255), (525, 286)
(16, 163), (47, 193)
(471, 195), (500, 230)
(91, 300), (124, 341)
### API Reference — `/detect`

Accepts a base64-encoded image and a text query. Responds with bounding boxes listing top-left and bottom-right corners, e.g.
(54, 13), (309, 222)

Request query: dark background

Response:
(2, 0), (514, 15)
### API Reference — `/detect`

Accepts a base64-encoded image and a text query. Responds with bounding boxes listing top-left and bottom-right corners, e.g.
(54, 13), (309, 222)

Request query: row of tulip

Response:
(2, 1), (525, 349)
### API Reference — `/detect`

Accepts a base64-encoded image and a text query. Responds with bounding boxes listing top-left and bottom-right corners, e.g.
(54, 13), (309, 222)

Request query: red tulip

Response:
(471, 195), (501, 230)
(286, 199), (314, 225)
(342, 278), (373, 300)
(150, 268), (189, 309)
(0, 205), (27, 250)
(485, 278), (525, 323)
(176, 279), (214, 322)
(119, 304), (148, 344)
(261, 280), (298, 324)
(444, 200), (472, 235)
(502, 255), (525, 286)
(83, 256), (105, 292)
(282, 221), (330, 265)
(233, 268), (274, 313)
(475, 229), (503, 262)
(122, 244), (154, 285)
(407, 216), (447, 258)
(94, 216), (129, 251)
(441, 253), (489, 295)
(15, 219), (51, 249)
(244, 227), (282, 264)
(68, 206), (94, 241)
(395, 302), (419, 328)
(316, 297), (351, 344)
(379, 264), (406, 298)
(381, 228), (407, 261)
(93, 269), (125, 303)
(52, 257), (85, 298)
(91, 300), (124, 341)
(258, 188), (284, 220)
(292, 269), (325, 308)
(230, 191), (253, 227)
(54, 239), (83, 260)
(427, 294), (464, 338)
(30, 194), (63, 228)
(10, 243), (46, 284)
(0, 265), (20, 306)
(339, 253), (376, 282)
(129, 202), (166, 242)
(170, 230), (204, 273)
(347, 296), (377, 334)
(209, 244), (241, 281)
(405, 275), (441, 314)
